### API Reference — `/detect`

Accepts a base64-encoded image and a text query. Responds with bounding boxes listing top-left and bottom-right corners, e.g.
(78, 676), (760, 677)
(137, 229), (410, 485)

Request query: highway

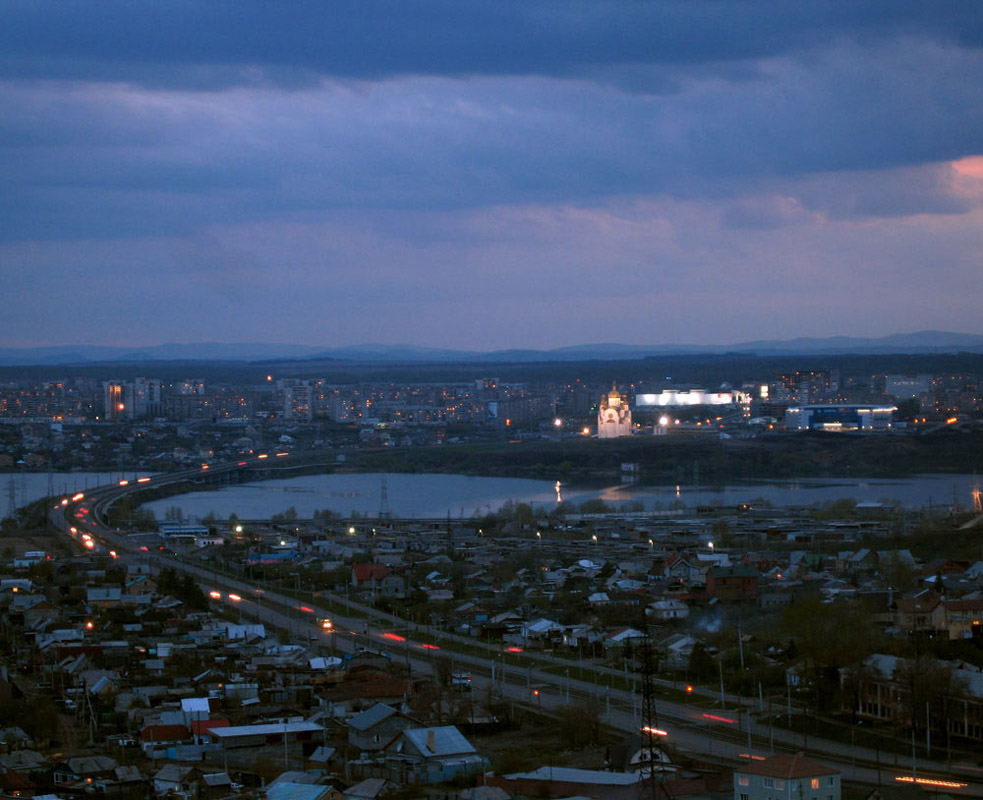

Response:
(45, 453), (983, 796)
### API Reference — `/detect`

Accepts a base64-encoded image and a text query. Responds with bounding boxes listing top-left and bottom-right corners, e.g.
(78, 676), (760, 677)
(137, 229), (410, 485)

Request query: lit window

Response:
(739, 777), (749, 787)
(811, 779), (820, 789)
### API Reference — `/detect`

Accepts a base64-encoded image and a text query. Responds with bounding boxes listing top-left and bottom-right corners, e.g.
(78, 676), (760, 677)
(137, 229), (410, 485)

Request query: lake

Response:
(138, 472), (982, 522)
(4, 470), (980, 523)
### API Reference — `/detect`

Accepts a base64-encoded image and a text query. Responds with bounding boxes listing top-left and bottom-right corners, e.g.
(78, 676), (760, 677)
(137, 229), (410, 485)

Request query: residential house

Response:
(209, 721), (325, 769)
(663, 556), (701, 583)
(944, 597), (983, 640)
(846, 549), (879, 577)
(52, 755), (119, 789)
(383, 725), (487, 784)
(734, 754), (840, 800)
(347, 703), (418, 752)
(659, 633), (697, 670)
(140, 723), (193, 754)
(895, 594), (946, 635)
(647, 598), (690, 621)
(152, 764), (202, 798)
(352, 564), (405, 599)
(706, 566), (758, 602)
(86, 585), (123, 606)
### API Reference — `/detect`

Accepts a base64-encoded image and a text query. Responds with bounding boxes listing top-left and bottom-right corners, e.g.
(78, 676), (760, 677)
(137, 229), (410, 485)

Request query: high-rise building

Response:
(133, 377), (163, 418)
(102, 381), (132, 420)
(282, 380), (313, 422)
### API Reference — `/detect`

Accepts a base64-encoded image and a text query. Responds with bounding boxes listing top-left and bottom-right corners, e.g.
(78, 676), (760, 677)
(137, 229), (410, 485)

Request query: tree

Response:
(879, 551), (917, 593)
(579, 498), (612, 515)
(894, 655), (969, 739)
(555, 698), (602, 747)
(688, 641), (716, 682)
(782, 592), (877, 711)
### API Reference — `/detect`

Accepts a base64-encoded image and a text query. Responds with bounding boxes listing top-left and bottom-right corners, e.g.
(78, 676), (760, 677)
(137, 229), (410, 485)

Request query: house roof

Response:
(210, 721), (323, 739)
(711, 565), (758, 578)
(153, 764), (198, 782)
(607, 627), (646, 642)
(737, 753), (838, 779)
(191, 718), (230, 735)
(267, 782), (334, 800)
(141, 724), (191, 743)
(344, 777), (397, 799)
(347, 703), (398, 732)
(353, 564), (390, 581)
(401, 726), (475, 757)
(181, 697), (211, 714)
(64, 755), (117, 775)
(504, 766), (641, 785)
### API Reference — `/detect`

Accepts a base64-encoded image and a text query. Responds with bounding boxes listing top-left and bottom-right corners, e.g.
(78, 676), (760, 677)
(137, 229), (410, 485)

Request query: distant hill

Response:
(0, 330), (982, 366)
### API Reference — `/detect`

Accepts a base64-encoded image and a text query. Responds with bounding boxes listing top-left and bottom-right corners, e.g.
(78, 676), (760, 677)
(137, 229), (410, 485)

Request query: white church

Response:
(597, 383), (633, 438)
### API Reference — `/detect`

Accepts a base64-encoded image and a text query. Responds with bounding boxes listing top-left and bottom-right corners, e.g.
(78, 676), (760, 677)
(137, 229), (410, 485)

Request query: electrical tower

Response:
(637, 627), (671, 800)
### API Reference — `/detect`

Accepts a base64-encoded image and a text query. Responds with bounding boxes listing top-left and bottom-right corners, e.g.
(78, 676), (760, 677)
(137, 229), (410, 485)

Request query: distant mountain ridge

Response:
(0, 330), (982, 366)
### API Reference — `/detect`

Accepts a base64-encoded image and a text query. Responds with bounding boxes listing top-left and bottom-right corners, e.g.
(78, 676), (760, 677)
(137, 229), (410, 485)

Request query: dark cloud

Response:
(2, 34), (982, 244)
(2, 1), (983, 348)
(0, 1), (981, 87)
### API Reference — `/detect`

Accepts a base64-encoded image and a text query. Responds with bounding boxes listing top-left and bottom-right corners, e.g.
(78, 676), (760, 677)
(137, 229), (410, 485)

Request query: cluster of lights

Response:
(894, 777), (967, 789)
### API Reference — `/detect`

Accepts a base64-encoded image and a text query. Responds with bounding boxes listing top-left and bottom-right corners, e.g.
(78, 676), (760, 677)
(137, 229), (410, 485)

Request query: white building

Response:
(635, 388), (735, 407)
(597, 384), (632, 438)
(784, 404), (896, 431)
(734, 754), (840, 800)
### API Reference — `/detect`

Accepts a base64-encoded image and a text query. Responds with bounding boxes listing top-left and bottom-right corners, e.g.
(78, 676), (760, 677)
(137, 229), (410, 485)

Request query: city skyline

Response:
(2, 2), (983, 351)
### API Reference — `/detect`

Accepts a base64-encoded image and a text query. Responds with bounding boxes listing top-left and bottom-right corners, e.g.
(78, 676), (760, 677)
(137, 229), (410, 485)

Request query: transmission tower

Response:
(637, 627), (671, 800)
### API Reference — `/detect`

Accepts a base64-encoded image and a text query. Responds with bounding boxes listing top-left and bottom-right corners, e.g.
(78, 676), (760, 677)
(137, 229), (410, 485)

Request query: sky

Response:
(2, 1), (983, 352)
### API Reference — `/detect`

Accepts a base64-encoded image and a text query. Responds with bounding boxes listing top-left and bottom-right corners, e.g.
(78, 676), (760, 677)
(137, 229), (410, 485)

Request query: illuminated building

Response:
(597, 383), (632, 438)
(635, 388), (734, 407)
(102, 381), (132, 420)
(784, 404), (896, 431)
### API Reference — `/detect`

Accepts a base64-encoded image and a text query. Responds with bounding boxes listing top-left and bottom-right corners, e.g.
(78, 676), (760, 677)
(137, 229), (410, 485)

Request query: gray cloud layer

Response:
(1, 1), (982, 348)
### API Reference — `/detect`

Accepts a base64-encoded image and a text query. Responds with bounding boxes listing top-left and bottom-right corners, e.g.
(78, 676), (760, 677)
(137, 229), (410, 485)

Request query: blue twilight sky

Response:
(2, 1), (983, 351)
